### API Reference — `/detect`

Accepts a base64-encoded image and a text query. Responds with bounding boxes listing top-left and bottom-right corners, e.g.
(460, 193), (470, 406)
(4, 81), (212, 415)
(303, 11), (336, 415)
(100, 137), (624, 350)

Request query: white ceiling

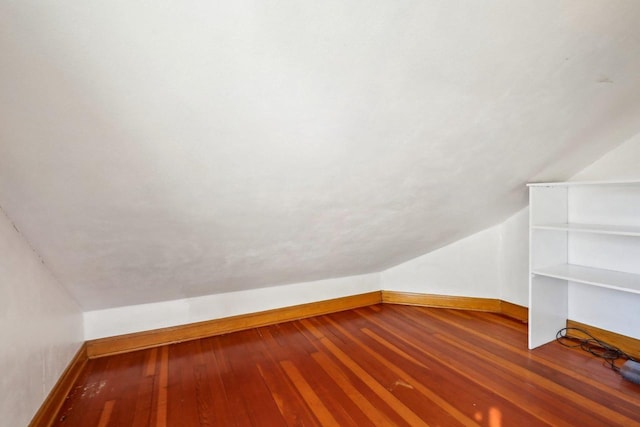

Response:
(2, 1), (640, 310)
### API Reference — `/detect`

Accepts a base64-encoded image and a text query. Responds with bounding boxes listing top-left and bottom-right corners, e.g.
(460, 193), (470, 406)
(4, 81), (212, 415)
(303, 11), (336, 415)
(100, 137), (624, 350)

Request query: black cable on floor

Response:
(555, 327), (638, 373)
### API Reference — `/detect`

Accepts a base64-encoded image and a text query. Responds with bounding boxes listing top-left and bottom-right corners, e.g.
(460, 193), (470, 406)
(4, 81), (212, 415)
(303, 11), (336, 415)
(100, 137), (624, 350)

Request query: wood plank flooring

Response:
(53, 305), (640, 426)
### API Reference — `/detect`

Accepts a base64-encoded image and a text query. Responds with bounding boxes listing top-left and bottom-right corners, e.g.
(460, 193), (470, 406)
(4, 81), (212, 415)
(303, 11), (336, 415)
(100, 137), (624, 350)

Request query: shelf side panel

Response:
(529, 275), (568, 349)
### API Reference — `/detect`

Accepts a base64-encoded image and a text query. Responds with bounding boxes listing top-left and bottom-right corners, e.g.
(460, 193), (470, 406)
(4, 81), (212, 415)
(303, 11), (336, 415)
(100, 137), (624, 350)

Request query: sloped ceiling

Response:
(2, 1), (640, 310)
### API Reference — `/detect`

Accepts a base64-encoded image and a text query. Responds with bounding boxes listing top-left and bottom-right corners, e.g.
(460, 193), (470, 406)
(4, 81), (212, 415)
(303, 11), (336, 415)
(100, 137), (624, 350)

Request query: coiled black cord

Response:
(556, 327), (638, 373)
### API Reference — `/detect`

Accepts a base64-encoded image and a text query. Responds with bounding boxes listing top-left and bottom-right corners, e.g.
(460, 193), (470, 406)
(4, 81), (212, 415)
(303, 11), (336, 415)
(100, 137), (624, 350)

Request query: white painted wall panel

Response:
(0, 209), (83, 426)
(569, 233), (640, 275)
(568, 283), (640, 339)
(84, 273), (379, 339)
(380, 206), (529, 307)
(569, 185), (640, 227)
(381, 225), (502, 298)
(499, 208), (530, 307)
(572, 132), (640, 182)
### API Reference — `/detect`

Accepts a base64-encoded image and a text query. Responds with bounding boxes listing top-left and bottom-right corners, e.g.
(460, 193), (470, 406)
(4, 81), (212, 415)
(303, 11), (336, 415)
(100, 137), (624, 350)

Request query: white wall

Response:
(82, 201), (531, 339)
(84, 272), (379, 339)
(379, 205), (529, 306)
(381, 224), (503, 298)
(0, 208), (83, 426)
(498, 208), (530, 306)
(571, 132), (640, 182)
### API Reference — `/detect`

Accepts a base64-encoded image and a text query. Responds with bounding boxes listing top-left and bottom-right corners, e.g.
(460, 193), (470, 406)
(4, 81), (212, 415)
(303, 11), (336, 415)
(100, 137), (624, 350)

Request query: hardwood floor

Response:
(53, 305), (640, 426)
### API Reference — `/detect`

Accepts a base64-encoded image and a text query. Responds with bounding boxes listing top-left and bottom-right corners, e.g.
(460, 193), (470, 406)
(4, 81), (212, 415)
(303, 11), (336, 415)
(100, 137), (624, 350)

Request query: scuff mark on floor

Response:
(80, 380), (107, 399)
(389, 379), (414, 391)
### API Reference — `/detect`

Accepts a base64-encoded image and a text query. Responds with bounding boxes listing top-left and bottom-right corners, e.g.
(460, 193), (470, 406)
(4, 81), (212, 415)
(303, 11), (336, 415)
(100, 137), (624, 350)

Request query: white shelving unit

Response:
(528, 180), (640, 349)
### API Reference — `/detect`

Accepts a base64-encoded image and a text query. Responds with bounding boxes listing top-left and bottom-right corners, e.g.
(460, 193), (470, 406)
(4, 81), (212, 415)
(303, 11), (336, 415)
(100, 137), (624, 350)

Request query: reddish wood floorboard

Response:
(53, 305), (640, 426)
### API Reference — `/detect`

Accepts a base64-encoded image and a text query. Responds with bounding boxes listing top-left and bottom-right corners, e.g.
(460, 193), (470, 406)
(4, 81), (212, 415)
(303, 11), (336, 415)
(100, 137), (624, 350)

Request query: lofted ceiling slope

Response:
(2, 1), (640, 310)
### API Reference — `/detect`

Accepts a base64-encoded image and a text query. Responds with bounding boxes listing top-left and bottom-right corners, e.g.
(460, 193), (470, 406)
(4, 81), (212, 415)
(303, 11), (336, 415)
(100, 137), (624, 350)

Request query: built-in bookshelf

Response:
(528, 180), (640, 349)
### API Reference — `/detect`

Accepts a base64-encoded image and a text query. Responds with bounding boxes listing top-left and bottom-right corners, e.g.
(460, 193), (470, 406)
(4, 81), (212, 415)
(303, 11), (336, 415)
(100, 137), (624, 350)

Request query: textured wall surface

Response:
(498, 208), (530, 307)
(572, 132), (640, 182)
(0, 209), (83, 426)
(381, 224), (503, 298)
(84, 272), (379, 339)
(1, 1), (640, 310)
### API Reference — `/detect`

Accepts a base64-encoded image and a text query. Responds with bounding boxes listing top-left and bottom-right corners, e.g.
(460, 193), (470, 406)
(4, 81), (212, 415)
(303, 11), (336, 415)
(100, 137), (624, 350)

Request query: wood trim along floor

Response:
(566, 319), (640, 359)
(87, 291), (530, 359)
(29, 343), (88, 427)
(500, 300), (529, 322)
(381, 290), (503, 313)
(381, 291), (529, 322)
(86, 291), (382, 358)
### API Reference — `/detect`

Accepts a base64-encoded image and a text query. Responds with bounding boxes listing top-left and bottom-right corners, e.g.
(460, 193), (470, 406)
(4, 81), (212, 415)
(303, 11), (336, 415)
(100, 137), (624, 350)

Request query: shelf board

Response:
(528, 180), (640, 187)
(532, 223), (640, 237)
(532, 264), (640, 294)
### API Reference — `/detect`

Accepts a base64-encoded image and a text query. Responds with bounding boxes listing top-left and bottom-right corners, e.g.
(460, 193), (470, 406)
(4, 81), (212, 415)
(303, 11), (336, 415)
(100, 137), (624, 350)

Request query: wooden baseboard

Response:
(380, 291), (528, 322)
(87, 291), (382, 358)
(500, 300), (528, 322)
(86, 291), (529, 358)
(566, 320), (640, 358)
(29, 343), (88, 427)
(381, 291), (502, 312)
